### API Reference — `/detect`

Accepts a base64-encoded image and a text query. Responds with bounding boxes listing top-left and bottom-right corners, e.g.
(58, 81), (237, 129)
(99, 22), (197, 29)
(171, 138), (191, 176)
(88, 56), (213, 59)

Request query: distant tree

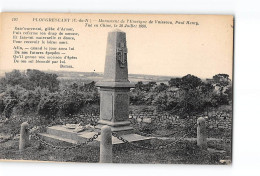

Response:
(179, 74), (202, 90)
(26, 69), (60, 92)
(168, 78), (182, 87)
(130, 81), (157, 105)
(1, 69), (59, 92)
(153, 74), (204, 117)
(144, 81), (157, 92)
(213, 74), (230, 86)
(130, 89), (146, 105)
(3, 70), (30, 89)
(153, 83), (169, 92)
(212, 74), (231, 105)
(135, 81), (145, 91)
(225, 85), (233, 102)
(152, 91), (178, 111)
(168, 75), (202, 89)
(200, 82), (217, 115)
(0, 70), (104, 119)
(168, 88), (205, 117)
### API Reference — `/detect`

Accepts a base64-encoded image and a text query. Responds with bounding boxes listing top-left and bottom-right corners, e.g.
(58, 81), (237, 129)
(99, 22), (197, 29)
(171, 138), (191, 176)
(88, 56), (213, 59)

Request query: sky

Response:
(0, 13), (233, 79)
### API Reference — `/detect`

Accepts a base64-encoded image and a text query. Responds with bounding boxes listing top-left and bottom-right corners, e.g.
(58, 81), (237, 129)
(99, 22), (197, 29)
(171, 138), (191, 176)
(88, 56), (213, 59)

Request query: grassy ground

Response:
(0, 105), (232, 164)
(0, 134), (231, 164)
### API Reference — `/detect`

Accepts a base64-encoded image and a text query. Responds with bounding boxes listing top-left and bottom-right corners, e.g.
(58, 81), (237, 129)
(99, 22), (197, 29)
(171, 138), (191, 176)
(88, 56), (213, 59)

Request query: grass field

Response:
(0, 105), (232, 164)
(0, 135), (230, 164)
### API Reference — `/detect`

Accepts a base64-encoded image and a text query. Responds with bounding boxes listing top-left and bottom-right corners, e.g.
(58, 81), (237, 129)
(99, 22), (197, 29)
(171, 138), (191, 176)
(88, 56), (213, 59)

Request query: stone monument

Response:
(39, 29), (151, 145)
(96, 29), (135, 134)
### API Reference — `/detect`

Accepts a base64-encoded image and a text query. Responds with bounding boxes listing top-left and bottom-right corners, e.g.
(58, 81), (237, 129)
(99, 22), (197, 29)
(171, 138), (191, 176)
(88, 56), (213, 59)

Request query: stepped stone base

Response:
(38, 125), (152, 146)
(95, 120), (134, 135)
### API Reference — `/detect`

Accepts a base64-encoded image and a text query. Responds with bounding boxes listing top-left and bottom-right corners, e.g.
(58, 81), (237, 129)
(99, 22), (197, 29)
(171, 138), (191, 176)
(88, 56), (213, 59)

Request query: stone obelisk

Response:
(96, 29), (135, 134)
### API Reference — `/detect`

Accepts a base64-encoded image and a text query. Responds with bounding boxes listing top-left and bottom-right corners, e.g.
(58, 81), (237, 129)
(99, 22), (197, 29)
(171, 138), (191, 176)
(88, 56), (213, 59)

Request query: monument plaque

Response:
(96, 29), (135, 134)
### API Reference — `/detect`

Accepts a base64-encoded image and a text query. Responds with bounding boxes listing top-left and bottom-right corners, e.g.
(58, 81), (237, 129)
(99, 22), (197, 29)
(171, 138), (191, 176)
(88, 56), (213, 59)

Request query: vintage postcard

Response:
(0, 13), (233, 164)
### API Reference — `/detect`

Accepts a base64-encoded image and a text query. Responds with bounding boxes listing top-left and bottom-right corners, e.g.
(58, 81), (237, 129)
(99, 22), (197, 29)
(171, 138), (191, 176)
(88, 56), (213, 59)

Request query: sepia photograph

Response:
(0, 13), (233, 165)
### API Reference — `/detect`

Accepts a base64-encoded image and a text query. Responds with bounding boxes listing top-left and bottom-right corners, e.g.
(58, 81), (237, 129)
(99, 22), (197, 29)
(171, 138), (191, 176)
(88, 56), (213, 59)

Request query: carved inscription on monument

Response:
(116, 42), (128, 68)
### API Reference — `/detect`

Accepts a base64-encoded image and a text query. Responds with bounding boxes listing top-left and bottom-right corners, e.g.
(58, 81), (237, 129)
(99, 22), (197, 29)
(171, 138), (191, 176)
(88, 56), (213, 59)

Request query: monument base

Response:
(38, 125), (152, 146)
(95, 120), (134, 135)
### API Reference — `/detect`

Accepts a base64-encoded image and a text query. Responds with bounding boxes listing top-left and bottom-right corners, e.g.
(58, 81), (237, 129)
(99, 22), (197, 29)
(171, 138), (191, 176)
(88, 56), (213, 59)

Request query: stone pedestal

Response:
(97, 87), (134, 134)
(96, 29), (134, 134)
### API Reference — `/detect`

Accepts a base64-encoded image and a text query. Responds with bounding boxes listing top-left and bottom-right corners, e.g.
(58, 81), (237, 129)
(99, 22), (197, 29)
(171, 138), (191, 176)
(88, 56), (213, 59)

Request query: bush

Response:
(37, 92), (60, 119)
(1, 85), (50, 115)
(59, 89), (85, 116)
(0, 69), (59, 92)
(26, 69), (60, 92)
(0, 99), (4, 115)
(59, 82), (99, 116)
